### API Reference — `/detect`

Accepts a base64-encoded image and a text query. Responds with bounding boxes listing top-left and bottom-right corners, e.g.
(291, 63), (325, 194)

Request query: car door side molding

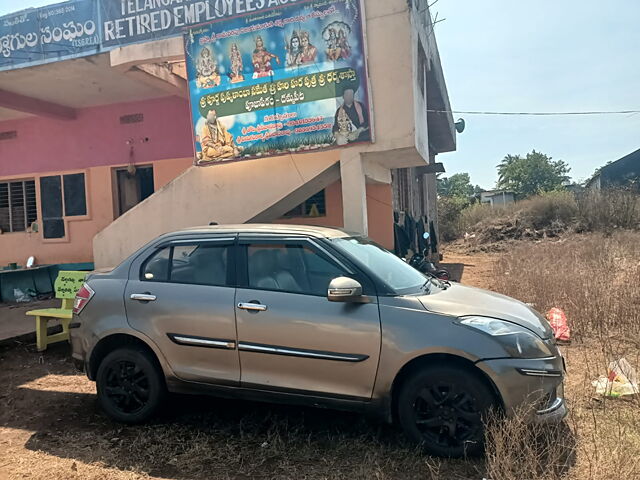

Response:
(167, 333), (236, 350)
(238, 342), (369, 362)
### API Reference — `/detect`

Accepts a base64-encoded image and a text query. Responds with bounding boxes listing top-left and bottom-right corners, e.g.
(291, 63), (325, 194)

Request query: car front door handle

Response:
(131, 293), (157, 302)
(238, 302), (268, 312)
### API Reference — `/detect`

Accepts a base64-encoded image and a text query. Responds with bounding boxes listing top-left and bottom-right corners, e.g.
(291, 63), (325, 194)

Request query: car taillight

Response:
(73, 283), (95, 315)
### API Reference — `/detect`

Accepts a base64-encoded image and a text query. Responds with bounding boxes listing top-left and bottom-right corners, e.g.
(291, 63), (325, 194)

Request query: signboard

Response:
(54, 270), (87, 299)
(101, 0), (235, 48)
(185, 0), (372, 164)
(0, 0), (100, 70)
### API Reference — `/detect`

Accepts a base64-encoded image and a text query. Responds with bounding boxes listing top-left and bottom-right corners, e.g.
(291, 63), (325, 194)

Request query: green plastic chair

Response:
(26, 271), (87, 351)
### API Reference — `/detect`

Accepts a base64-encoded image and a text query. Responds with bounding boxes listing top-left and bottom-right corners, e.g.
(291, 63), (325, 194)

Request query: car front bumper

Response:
(476, 355), (567, 423)
(534, 396), (567, 423)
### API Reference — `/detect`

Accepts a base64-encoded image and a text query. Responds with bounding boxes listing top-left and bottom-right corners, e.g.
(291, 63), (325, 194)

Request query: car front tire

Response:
(397, 365), (496, 457)
(96, 347), (166, 424)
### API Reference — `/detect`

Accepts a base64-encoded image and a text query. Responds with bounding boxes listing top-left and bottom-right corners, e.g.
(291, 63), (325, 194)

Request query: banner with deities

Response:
(185, 0), (372, 165)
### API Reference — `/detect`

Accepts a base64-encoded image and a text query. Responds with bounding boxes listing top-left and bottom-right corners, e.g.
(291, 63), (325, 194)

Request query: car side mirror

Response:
(327, 277), (367, 303)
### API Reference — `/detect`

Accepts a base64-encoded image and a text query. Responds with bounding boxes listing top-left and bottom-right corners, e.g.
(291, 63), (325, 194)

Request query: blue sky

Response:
(2, 1), (639, 187)
(0, 0), (57, 14)
(433, 0), (640, 187)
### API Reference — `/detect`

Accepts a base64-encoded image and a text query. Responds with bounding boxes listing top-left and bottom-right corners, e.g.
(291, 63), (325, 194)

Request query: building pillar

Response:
(340, 152), (368, 236)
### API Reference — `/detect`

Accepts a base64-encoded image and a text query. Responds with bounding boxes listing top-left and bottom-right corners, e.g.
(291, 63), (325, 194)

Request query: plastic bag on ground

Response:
(546, 307), (571, 342)
(13, 288), (31, 303)
(592, 358), (639, 398)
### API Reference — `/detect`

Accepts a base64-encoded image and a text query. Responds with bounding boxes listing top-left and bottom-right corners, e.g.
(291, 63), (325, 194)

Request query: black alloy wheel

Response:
(104, 360), (150, 414)
(398, 366), (496, 457)
(96, 347), (165, 424)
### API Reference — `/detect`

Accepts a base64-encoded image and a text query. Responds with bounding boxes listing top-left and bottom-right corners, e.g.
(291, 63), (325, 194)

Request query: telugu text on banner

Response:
(185, 0), (372, 165)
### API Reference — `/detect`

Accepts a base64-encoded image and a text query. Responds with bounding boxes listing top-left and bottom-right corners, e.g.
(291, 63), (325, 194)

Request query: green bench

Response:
(26, 271), (87, 351)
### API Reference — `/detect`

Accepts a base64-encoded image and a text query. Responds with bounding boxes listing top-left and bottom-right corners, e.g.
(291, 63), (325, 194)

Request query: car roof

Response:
(170, 224), (360, 239)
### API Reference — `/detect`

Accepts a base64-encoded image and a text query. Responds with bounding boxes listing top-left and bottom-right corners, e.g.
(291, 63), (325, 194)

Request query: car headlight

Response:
(459, 316), (553, 359)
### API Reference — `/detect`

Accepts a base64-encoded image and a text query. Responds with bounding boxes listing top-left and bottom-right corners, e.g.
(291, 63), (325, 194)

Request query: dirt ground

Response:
(441, 252), (497, 290)
(0, 248), (633, 480)
(0, 252), (490, 480)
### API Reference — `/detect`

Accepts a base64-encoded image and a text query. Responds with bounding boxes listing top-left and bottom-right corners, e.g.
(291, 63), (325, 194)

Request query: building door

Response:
(235, 237), (381, 399)
(115, 166), (154, 216)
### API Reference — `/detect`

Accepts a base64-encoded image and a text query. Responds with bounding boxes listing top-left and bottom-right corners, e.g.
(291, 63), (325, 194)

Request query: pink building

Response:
(0, 0), (456, 285)
(0, 94), (195, 266)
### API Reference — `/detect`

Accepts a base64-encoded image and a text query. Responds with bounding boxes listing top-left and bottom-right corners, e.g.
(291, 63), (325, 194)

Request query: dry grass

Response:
(492, 231), (640, 338)
(0, 345), (477, 480)
(1, 233), (638, 479)
(484, 408), (575, 480)
(485, 231), (640, 480)
(483, 341), (640, 480)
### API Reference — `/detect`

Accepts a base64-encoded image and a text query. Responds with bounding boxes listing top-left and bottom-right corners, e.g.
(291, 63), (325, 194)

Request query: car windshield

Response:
(331, 237), (427, 294)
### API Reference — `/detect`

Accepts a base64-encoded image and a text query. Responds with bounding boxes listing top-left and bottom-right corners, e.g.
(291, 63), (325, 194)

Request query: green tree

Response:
(497, 150), (571, 197)
(437, 172), (477, 198)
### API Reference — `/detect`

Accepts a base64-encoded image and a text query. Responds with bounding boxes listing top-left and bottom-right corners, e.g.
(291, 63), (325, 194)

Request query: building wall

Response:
(491, 193), (515, 206)
(364, 0), (418, 157)
(278, 181), (344, 230)
(0, 94), (197, 266)
(365, 183), (394, 249)
(0, 157), (192, 267)
(0, 0), (450, 269)
(93, 0), (436, 267)
(0, 86), (394, 268)
(0, 96), (193, 178)
(278, 180), (394, 250)
(480, 192), (515, 207)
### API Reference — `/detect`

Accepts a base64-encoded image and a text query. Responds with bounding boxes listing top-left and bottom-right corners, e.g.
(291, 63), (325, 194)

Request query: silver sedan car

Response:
(70, 225), (566, 457)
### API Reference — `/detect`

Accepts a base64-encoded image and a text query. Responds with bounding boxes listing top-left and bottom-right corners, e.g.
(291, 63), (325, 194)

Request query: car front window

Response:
(331, 237), (427, 294)
(246, 243), (347, 296)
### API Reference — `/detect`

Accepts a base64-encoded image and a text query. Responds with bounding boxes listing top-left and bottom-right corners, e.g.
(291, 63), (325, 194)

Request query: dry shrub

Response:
(460, 203), (507, 232)
(522, 191), (578, 230)
(438, 196), (470, 241)
(475, 191), (578, 241)
(576, 189), (640, 231)
(484, 407), (576, 480)
(446, 189), (639, 244)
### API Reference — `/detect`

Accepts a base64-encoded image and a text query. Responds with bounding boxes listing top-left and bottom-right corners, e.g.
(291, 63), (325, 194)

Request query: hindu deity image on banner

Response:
(185, 0), (372, 165)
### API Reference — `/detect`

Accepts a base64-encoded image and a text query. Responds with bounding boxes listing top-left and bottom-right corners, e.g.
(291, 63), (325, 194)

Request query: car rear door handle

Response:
(238, 302), (268, 312)
(131, 293), (157, 302)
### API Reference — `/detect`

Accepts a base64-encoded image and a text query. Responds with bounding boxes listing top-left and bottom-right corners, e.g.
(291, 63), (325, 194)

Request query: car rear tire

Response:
(397, 365), (496, 458)
(96, 347), (166, 424)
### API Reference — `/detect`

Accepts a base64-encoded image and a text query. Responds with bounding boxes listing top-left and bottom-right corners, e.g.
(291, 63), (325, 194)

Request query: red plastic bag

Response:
(546, 308), (571, 342)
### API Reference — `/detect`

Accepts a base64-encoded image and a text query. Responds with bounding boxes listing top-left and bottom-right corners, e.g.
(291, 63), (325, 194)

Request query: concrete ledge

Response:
(110, 37), (185, 70)
(0, 324), (63, 349)
(0, 299), (59, 342)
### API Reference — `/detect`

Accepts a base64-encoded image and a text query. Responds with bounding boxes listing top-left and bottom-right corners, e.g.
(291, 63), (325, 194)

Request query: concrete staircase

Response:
(93, 152), (341, 268)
